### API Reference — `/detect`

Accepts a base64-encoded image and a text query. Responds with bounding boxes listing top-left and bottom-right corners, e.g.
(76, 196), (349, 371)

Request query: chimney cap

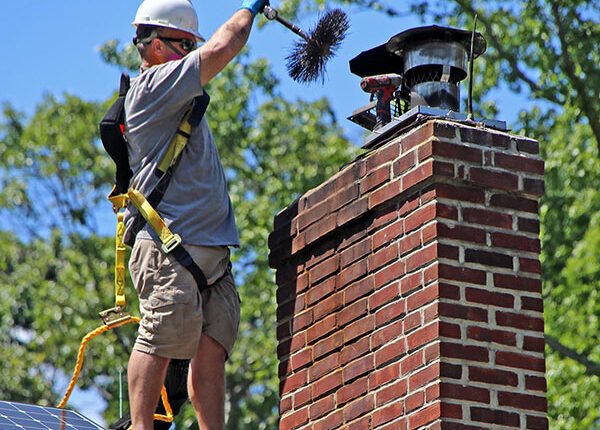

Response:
(349, 25), (486, 78)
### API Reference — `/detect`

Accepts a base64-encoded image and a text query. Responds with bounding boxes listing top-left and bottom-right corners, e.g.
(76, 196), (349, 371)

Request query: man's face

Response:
(153, 28), (198, 63)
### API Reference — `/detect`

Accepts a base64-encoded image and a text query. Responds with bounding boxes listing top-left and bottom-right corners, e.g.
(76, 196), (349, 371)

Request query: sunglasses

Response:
(158, 37), (197, 53)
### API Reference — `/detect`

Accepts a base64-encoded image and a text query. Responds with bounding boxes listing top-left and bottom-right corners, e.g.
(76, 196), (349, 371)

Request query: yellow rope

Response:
(57, 316), (174, 426)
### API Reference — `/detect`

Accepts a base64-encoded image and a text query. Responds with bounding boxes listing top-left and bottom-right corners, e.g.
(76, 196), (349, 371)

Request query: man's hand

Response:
(239, 0), (268, 17)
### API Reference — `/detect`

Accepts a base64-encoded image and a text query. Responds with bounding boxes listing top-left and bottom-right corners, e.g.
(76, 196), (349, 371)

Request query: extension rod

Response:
(263, 3), (310, 41)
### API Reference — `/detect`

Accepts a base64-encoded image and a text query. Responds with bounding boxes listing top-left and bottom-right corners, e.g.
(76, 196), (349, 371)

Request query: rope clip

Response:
(99, 306), (132, 327)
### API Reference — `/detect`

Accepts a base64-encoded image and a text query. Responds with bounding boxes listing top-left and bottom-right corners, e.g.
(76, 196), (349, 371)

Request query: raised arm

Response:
(199, 1), (266, 86)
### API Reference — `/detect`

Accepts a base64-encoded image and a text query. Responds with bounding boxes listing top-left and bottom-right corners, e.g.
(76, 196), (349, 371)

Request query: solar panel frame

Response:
(0, 401), (105, 430)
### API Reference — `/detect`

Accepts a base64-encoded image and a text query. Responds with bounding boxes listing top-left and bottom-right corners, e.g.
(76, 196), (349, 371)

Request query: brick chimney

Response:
(268, 119), (547, 430)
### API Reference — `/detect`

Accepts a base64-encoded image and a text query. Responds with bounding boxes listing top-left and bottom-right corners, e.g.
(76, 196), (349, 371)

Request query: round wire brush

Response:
(264, 5), (350, 84)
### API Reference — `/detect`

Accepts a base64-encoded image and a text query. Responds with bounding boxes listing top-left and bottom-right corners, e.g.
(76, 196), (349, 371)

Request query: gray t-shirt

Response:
(123, 52), (239, 247)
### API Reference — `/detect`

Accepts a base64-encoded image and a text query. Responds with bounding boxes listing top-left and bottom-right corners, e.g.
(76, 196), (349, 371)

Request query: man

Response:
(122, 1), (266, 429)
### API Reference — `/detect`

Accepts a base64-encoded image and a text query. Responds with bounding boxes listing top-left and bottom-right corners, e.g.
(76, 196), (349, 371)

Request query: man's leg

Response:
(188, 334), (228, 430)
(128, 350), (170, 430)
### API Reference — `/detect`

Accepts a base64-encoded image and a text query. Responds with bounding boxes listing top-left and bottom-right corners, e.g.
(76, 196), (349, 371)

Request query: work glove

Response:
(239, 0), (268, 16)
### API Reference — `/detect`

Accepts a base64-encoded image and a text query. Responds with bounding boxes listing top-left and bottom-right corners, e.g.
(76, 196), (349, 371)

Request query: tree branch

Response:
(452, 0), (563, 105)
(549, 0), (600, 149)
(545, 334), (600, 377)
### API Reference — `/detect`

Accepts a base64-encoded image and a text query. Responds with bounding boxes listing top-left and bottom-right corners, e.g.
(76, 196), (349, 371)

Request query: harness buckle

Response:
(99, 306), (132, 327)
(161, 233), (182, 254)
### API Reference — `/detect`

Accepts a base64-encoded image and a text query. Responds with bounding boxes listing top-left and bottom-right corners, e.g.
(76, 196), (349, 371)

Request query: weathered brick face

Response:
(268, 120), (548, 430)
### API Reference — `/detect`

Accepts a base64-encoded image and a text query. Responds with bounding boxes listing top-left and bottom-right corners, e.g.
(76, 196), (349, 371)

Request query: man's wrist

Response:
(238, 6), (257, 16)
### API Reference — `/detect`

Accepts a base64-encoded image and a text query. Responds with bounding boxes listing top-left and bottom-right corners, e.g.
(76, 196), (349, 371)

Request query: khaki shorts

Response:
(129, 238), (240, 360)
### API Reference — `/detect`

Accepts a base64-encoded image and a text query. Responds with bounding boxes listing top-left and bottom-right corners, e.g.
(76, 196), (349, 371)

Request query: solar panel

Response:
(0, 401), (104, 430)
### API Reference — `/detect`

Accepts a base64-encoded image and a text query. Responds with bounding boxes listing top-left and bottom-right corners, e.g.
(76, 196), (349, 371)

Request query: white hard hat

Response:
(133, 0), (204, 42)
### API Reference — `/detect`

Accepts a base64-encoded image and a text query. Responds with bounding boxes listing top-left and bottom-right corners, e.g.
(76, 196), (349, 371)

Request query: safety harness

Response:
(99, 72), (213, 325)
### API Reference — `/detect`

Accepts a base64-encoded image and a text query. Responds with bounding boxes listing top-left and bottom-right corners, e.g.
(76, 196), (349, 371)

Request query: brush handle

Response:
(263, 5), (310, 41)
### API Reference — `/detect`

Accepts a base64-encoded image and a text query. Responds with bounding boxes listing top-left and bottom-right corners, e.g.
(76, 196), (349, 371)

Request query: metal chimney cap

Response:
(349, 25), (486, 78)
(386, 25), (486, 59)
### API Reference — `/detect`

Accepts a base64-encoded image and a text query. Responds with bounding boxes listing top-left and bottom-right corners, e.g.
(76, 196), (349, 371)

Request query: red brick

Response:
(403, 311), (422, 334)
(464, 248), (514, 269)
(361, 164), (391, 194)
(407, 402), (441, 429)
(439, 321), (461, 339)
(298, 199), (329, 231)
(369, 362), (400, 387)
(375, 300), (407, 328)
(313, 292), (343, 321)
(369, 180), (402, 209)
(309, 352), (339, 382)
(440, 341), (489, 362)
(518, 217), (540, 234)
(441, 362), (462, 379)
(343, 314), (375, 344)
(405, 390), (424, 413)
(293, 385), (312, 408)
(376, 378), (407, 406)
(407, 322), (439, 352)
(280, 395), (292, 415)
(470, 406), (521, 427)
(394, 150), (417, 176)
(490, 193), (538, 213)
(439, 263), (487, 285)
(340, 336), (370, 366)
(343, 354), (374, 382)
(313, 332), (344, 360)
(498, 391), (547, 412)
(407, 283), (439, 312)
(281, 368), (308, 394)
(435, 202), (458, 220)
(432, 139), (483, 163)
(340, 238), (371, 269)
(310, 394), (336, 420)
(338, 259), (368, 288)
(523, 178), (545, 196)
(368, 244), (399, 272)
(436, 183), (485, 203)
(526, 415), (549, 430)
(372, 319), (403, 349)
(291, 309), (313, 333)
(409, 362), (440, 390)
(438, 223), (486, 244)
(495, 152), (544, 175)
(440, 382), (490, 403)
(400, 271), (422, 295)
(494, 274), (542, 293)
(432, 160), (455, 177)
(526, 375), (547, 392)
(372, 219), (404, 249)
(280, 407), (309, 430)
(307, 276), (337, 306)
(402, 159), (434, 191)
(344, 276), (375, 305)
(463, 207), (513, 229)
(492, 232), (541, 253)
(373, 400), (404, 427)
(304, 213), (337, 245)
(496, 351), (545, 372)
(337, 196), (369, 227)
(439, 302), (488, 322)
(465, 287), (515, 308)
(441, 402), (462, 419)
(406, 243), (437, 272)
(313, 411), (343, 430)
(523, 335), (546, 353)
(313, 370), (343, 399)
(290, 348), (312, 372)
(375, 337), (407, 367)
(400, 349), (424, 374)
(338, 298), (368, 328)
(367, 141), (400, 171)
(467, 326), (517, 346)
(468, 366), (518, 387)
(329, 183), (359, 212)
(369, 282), (401, 311)
(515, 138), (540, 154)
(496, 311), (544, 332)
(421, 222), (438, 244)
(470, 167), (519, 191)
(375, 260), (406, 289)
(399, 231), (422, 257)
(342, 393), (374, 423)
(305, 180), (336, 209)
(404, 202), (436, 233)
(337, 376), (368, 406)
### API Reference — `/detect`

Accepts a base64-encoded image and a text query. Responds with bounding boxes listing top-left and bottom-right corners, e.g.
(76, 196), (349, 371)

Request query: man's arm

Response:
(199, 1), (265, 86)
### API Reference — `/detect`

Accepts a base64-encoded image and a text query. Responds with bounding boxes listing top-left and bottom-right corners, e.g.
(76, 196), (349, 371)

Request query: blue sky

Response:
(1, 1), (526, 426)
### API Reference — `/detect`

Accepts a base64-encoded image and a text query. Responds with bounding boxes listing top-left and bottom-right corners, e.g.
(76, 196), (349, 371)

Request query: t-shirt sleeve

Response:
(133, 52), (204, 121)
